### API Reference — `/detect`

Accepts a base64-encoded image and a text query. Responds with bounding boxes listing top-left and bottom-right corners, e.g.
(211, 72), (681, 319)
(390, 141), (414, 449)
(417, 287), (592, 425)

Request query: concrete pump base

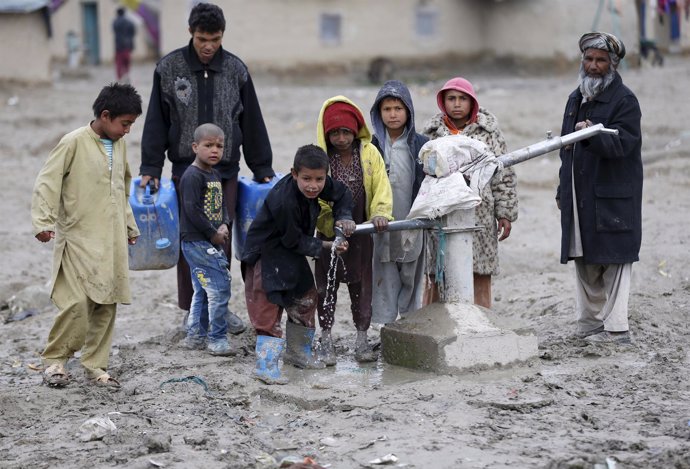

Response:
(380, 302), (538, 374)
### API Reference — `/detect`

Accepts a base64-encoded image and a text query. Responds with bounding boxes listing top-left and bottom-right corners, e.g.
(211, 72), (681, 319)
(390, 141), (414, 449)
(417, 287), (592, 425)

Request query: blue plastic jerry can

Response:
(233, 173), (283, 260)
(128, 177), (180, 270)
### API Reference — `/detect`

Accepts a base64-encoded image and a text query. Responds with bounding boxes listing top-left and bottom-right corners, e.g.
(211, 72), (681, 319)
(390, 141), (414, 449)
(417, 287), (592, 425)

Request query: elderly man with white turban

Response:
(555, 32), (642, 344)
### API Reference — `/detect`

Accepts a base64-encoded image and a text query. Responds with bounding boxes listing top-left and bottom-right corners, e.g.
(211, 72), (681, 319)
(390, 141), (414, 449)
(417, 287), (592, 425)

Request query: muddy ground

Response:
(0, 56), (689, 469)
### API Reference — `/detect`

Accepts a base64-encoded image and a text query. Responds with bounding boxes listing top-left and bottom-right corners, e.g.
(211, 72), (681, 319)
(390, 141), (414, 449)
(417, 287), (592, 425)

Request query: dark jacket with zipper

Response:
(556, 72), (642, 265)
(240, 174), (353, 307)
(140, 41), (274, 182)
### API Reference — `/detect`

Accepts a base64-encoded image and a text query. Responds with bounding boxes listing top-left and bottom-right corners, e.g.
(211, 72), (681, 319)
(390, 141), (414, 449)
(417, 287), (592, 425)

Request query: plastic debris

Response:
(658, 259), (670, 277)
(159, 375), (210, 393)
(319, 436), (339, 447)
(6, 308), (39, 323)
(368, 453), (398, 465)
(359, 435), (388, 449)
(77, 415), (117, 442)
(254, 453), (277, 468)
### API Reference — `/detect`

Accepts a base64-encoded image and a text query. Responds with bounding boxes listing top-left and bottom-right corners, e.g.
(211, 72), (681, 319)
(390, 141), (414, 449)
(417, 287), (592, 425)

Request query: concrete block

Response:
(380, 302), (538, 374)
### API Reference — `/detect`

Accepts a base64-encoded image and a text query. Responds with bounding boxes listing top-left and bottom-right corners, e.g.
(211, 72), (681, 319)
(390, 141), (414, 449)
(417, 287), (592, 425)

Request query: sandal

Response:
(93, 373), (121, 389)
(42, 363), (70, 387)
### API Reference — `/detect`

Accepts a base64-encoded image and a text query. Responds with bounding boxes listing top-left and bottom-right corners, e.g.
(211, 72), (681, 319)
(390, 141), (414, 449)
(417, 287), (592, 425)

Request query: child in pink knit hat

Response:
(422, 77), (518, 309)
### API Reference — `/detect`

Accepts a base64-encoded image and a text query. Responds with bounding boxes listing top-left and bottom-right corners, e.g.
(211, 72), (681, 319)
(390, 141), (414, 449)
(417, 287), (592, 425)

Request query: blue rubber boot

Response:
(283, 321), (326, 369)
(254, 335), (288, 385)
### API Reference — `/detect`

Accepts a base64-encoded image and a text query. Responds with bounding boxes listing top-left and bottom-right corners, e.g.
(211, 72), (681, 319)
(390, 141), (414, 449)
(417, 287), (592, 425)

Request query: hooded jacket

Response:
(316, 96), (393, 238)
(423, 86), (518, 275)
(370, 80), (428, 202)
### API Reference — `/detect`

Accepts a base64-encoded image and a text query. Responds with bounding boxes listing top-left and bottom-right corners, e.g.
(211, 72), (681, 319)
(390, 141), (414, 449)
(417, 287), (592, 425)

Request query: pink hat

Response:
(436, 77), (479, 124)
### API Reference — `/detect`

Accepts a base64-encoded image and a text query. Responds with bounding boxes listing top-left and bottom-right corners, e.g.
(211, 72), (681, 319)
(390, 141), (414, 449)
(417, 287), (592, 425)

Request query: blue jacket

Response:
(557, 72), (642, 264)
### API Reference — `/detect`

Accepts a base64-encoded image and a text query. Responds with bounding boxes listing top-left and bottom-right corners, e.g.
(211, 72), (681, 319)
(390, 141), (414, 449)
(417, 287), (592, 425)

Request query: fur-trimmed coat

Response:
(423, 108), (518, 275)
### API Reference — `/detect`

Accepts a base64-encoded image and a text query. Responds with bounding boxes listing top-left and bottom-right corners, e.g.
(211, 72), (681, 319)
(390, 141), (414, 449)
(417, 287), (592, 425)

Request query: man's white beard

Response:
(578, 63), (616, 99)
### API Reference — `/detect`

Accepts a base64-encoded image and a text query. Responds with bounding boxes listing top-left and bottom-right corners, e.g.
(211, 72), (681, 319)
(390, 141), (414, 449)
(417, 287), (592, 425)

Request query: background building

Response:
(3, 0), (689, 84)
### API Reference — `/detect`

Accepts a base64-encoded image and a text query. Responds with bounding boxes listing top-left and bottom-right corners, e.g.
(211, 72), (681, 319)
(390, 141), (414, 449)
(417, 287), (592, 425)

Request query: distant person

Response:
(140, 2), (274, 335)
(556, 32), (642, 344)
(112, 7), (136, 82)
(241, 145), (355, 384)
(314, 97), (393, 364)
(369, 80), (428, 325)
(178, 124), (234, 356)
(31, 83), (142, 389)
(423, 77), (518, 309)
(66, 30), (81, 69)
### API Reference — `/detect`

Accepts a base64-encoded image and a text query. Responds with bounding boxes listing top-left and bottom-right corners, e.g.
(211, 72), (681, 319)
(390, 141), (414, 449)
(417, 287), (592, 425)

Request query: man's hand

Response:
(575, 119), (593, 131)
(35, 231), (55, 243)
(128, 236), (139, 245)
(335, 219), (356, 237)
(370, 216), (389, 233)
(497, 218), (512, 241)
(139, 175), (159, 190)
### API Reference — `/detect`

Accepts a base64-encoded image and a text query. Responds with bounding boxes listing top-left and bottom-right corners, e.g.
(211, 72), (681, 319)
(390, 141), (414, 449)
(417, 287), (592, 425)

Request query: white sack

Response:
(407, 172), (480, 220)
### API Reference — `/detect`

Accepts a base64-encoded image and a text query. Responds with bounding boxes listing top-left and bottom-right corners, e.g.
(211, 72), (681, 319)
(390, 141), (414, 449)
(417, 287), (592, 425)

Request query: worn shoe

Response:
(182, 335), (206, 350)
(585, 330), (632, 344)
(226, 310), (247, 335)
(576, 325), (605, 339)
(207, 339), (236, 356)
(42, 363), (70, 387)
(354, 330), (378, 363)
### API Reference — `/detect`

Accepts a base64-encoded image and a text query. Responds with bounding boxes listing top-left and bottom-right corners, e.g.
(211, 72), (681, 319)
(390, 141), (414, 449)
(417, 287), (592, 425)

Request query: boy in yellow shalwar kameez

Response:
(31, 83), (142, 388)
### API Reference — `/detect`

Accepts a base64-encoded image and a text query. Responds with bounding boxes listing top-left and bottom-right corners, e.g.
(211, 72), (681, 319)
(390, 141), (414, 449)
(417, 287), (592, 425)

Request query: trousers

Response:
(182, 240), (231, 342)
(42, 265), (117, 379)
(574, 259), (632, 334)
(243, 259), (317, 337)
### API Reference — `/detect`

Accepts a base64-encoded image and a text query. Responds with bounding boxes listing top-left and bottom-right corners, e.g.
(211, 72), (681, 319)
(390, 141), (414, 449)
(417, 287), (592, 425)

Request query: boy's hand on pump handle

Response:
(335, 219), (356, 236)
(370, 216), (389, 233)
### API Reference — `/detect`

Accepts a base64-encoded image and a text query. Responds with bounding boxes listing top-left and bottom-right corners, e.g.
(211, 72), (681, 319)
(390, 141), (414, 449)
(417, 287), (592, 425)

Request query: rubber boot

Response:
(317, 329), (337, 367)
(254, 335), (288, 385)
(283, 321), (326, 369)
(354, 330), (378, 363)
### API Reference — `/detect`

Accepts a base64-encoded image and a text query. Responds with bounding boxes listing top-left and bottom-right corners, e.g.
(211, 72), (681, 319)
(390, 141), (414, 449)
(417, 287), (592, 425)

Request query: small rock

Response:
(145, 433), (172, 454)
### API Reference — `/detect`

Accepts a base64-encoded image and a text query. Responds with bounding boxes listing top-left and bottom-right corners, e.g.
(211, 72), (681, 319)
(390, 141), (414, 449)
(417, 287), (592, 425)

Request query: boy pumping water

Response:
(241, 145), (355, 384)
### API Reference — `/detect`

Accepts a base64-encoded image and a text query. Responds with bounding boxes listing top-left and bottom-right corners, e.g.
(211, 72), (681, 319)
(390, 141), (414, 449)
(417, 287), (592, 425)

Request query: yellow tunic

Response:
(31, 125), (140, 304)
